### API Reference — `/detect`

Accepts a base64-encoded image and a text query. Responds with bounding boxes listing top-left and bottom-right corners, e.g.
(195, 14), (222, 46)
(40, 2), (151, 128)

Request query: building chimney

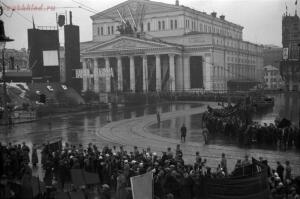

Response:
(211, 12), (217, 17)
(220, 15), (225, 20)
(175, 0), (179, 6)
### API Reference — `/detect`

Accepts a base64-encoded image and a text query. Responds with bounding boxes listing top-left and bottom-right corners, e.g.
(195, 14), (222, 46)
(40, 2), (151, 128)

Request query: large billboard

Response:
(64, 24), (82, 91)
(28, 28), (60, 82)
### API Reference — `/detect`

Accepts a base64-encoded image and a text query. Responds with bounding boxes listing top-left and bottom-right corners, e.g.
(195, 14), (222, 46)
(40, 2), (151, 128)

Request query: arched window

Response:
(158, 21), (161, 30)
(162, 21), (165, 30)
(147, 22), (151, 31)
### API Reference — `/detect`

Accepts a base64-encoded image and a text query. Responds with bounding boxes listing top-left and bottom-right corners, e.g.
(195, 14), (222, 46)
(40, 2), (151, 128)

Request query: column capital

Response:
(104, 57), (110, 61)
(183, 54), (190, 58)
(93, 58), (98, 66)
(168, 53), (176, 58)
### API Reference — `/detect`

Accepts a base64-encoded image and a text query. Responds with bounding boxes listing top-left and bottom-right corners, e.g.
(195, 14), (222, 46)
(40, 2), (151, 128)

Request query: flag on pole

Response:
(130, 171), (153, 199)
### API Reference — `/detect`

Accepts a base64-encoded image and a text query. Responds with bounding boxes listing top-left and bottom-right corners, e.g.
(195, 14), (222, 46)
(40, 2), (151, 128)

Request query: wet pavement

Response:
(0, 103), (200, 147)
(0, 93), (300, 176)
(253, 92), (300, 125)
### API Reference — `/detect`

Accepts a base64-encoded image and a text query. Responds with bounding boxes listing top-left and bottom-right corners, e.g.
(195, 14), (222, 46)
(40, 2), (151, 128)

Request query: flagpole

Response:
(130, 177), (135, 199)
(296, 0), (298, 15)
(152, 172), (154, 199)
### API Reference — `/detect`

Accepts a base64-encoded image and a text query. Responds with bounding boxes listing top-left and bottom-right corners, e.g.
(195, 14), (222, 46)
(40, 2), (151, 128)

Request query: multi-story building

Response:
(280, 13), (300, 91)
(263, 65), (284, 89)
(262, 45), (282, 68)
(79, 0), (264, 93)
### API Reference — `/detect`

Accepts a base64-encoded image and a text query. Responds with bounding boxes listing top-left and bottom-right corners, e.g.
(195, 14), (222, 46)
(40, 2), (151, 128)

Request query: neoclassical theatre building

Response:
(79, 0), (264, 93)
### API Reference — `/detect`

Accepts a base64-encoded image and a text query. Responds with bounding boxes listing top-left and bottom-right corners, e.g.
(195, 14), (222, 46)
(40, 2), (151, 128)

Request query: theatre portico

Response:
(80, 35), (222, 93)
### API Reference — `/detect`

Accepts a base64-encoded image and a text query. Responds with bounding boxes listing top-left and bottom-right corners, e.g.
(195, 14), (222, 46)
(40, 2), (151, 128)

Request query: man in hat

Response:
(202, 124), (209, 144)
(276, 161), (284, 181)
(156, 111), (161, 127)
(116, 170), (127, 199)
(180, 124), (187, 143)
(220, 153), (227, 175)
(285, 161), (292, 180)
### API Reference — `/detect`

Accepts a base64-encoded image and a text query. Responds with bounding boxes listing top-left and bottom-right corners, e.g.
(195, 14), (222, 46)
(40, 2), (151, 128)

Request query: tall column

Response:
(129, 56), (135, 92)
(93, 58), (99, 93)
(117, 56), (123, 91)
(169, 54), (175, 91)
(203, 55), (212, 91)
(82, 59), (88, 92)
(155, 55), (161, 91)
(142, 55), (148, 92)
(288, 69), (293, 91)
(183, 55), (190, 91)
(88, 59), (93, 91)
(105, 57), (111, 92)
(175, 55), (183, 91)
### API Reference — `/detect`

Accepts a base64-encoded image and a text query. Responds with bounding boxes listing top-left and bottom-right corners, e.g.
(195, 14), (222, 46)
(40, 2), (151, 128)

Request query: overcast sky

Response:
(1, 0), (299, 49)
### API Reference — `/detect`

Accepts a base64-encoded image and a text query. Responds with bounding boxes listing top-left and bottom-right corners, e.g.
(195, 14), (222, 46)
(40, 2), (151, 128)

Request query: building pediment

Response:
(83, 36), (179, 53)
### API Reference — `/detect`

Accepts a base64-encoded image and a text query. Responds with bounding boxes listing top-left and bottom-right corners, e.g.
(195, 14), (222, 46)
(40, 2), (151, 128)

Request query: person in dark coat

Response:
(276, 161), (284, 181)
(58, 159), (67, 189)
(154, 170), (164, 199)
(116, 171), (127, 199)
(180, 124), (187, 143)
(163, 171), (180, 199)
(156, 111), (161, 127)
(31, 144), (38, 168)
(180, 172), (194, 199)
(21, 142), (30, 164)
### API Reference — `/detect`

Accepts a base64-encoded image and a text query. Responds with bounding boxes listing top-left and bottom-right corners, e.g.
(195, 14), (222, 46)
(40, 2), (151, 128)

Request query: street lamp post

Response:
(0, 20), (14, 125)
(298, 44), (300, 127)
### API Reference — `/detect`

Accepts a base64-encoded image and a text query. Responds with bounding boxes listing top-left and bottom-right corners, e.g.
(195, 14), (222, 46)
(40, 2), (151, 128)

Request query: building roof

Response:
(80, 40), (95, 51)
(263, 44), (282, 49)
(91, 0), (243, 29)
(264, 65), (279, 71)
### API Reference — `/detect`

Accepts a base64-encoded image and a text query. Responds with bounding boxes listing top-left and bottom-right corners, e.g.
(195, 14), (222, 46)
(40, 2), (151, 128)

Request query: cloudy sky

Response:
(1, 0), (298, 49)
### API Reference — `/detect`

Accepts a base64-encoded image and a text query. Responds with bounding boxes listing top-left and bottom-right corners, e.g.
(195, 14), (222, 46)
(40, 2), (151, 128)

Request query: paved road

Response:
(1, 101), (300, 176)
(98, 102), (300, 175)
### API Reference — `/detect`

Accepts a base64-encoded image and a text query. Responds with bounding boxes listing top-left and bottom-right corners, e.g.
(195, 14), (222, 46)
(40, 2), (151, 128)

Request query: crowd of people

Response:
(0, 141), (299, 199)
(202, 105), (300, 149)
